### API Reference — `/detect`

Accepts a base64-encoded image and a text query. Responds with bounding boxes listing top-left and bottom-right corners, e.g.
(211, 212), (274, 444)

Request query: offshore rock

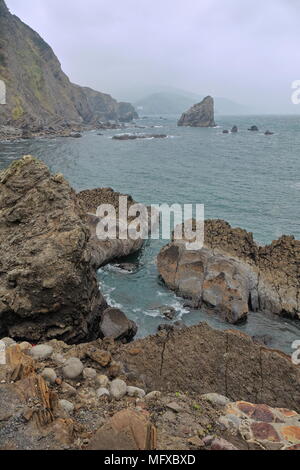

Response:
(178, 96), (216, 127)
(0, 156), (106, 343)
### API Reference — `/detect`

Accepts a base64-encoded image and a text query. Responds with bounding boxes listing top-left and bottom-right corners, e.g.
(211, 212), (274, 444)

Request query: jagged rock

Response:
(157, 219), (300, 323)
(178, 96), (216, 127)
(231, 126), (238, 133)
(0, 156), (105, 343)
(87, 409), (156, 450)
(100, 308), (138, 343)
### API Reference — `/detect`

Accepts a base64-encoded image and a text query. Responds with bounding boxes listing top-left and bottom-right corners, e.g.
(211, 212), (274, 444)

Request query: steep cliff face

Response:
(0, 0), (137, 127)
(178, 96), (216, 127)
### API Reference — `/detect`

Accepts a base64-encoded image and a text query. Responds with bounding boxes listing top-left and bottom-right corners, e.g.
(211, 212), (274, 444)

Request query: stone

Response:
(96, 375), (110, 388)
(248, 125), (259, 131)
(100, 308), (138, 343)
(88, 349), (112, 367)
(0, 337), (16, 347)
(62, 358), (84, 380)
(0, 156), (105, 343)
(87, 409), (156, 450)
(145, 391), (162, 401)
(29, 345), (53, 361)
(19, 342), (32, 352)
(52, 353), (66, 366)
(115, 263), (138, 273)
(96, 387), (110, 398)
(178, 96), (216, 127)
(61, 382), (77, 397)
(222, 130), (229, 134)
(127, 386), (146, 399)
(59, 399), (74, 415)
(41, 368), (57, 384)
(166, 402), (183, 413)
(108, 361), (123, 379)
(250, 422), (280, 442)
(265, 130), (274, 135)
(201, 393), (231, 407)
(159, 306), (176, 320)
(110, 379), (127, 400)
(231, 126), (238, 133)
(83, 368), (97, 380)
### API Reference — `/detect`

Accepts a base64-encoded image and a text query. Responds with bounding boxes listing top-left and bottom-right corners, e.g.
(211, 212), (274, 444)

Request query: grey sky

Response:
(6, 0), (300, 112)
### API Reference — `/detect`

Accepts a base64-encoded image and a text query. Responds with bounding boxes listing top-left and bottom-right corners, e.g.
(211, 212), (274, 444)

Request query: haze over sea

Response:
(1, 114), (299, 353)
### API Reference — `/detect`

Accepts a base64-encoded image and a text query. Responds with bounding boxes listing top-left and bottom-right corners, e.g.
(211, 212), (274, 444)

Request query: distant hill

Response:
(135, 91), (251, 116)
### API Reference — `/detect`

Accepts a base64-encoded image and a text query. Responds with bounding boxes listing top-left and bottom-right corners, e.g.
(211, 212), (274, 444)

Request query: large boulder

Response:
(0, 156), (106, 343)
(157, 220), (300, 324)
(100, 308), (137, 343)
(178, 96), (216, 127)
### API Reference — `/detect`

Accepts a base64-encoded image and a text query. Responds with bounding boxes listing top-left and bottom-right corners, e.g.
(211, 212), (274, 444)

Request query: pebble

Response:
(29, 345), (53, 361)
(96, 375), (109, 388)
(83, 368), (97, 380)
(41, 368), (57, 384)
(201, 393), (231, 407)
(59, 399), (75, 415)
(145, 391), (162, 401)
(110, 379), (127, 400)
(52, 353), (66, 366)
(62, 358), (84, 380)
(127, 386), (146, 399)
(61, 382), (77, 397)
(96, 388), (110, 398)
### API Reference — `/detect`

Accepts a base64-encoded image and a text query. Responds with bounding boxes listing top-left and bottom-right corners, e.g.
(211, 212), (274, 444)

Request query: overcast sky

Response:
(6, 0), (300, 112)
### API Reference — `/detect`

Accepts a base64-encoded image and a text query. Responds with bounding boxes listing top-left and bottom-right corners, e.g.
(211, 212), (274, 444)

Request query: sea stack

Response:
(178, 96), (216, 127)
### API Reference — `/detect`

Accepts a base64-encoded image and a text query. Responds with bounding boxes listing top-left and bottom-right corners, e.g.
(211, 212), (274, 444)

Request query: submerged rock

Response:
(248, 125), (259, 131)
(159, 306), (176, 320)
(0, 156), (105, 343)
(157, 219), (300, 324)
(231, 126), (238, 133)
(265, 130), (274, 135)
(223, 130), (229, 134)
(178, 96), (216, 127)
(112, 133), (167, 140)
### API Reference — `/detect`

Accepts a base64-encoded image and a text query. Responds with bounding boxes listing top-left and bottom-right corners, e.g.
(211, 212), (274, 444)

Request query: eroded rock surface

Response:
(178, 96), (216, 127)
(0, 156), (106, 343)
(157, 220), (300, 323)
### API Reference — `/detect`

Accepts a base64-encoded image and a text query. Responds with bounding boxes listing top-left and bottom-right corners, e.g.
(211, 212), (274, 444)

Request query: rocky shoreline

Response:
(0, 156), (299, 451)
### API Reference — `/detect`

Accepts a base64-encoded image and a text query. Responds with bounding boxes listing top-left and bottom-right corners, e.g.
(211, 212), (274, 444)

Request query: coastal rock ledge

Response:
(157, 220), (300, 324)
(178, 96), (216, 128)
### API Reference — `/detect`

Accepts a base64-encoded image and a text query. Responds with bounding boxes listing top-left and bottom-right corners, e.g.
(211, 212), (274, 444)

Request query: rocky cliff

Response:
(0, 0), (137, 128)
(178, 96), (216, 127)
(157, 220), (300, 324)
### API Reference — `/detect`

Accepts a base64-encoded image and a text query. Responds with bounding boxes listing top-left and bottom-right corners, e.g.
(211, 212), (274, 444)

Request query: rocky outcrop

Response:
(78, 188), (148, 268)
(100, 308), (138, 343)
(0, 0), (137, 128)
(0, 156), (106, 343)
(178, 96), (216, 127)
(157, 220), (300, 324)
(115, 323), (300, 412)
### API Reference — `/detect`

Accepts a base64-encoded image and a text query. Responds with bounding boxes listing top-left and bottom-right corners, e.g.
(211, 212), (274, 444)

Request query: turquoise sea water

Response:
(0, 115), (299, 353)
